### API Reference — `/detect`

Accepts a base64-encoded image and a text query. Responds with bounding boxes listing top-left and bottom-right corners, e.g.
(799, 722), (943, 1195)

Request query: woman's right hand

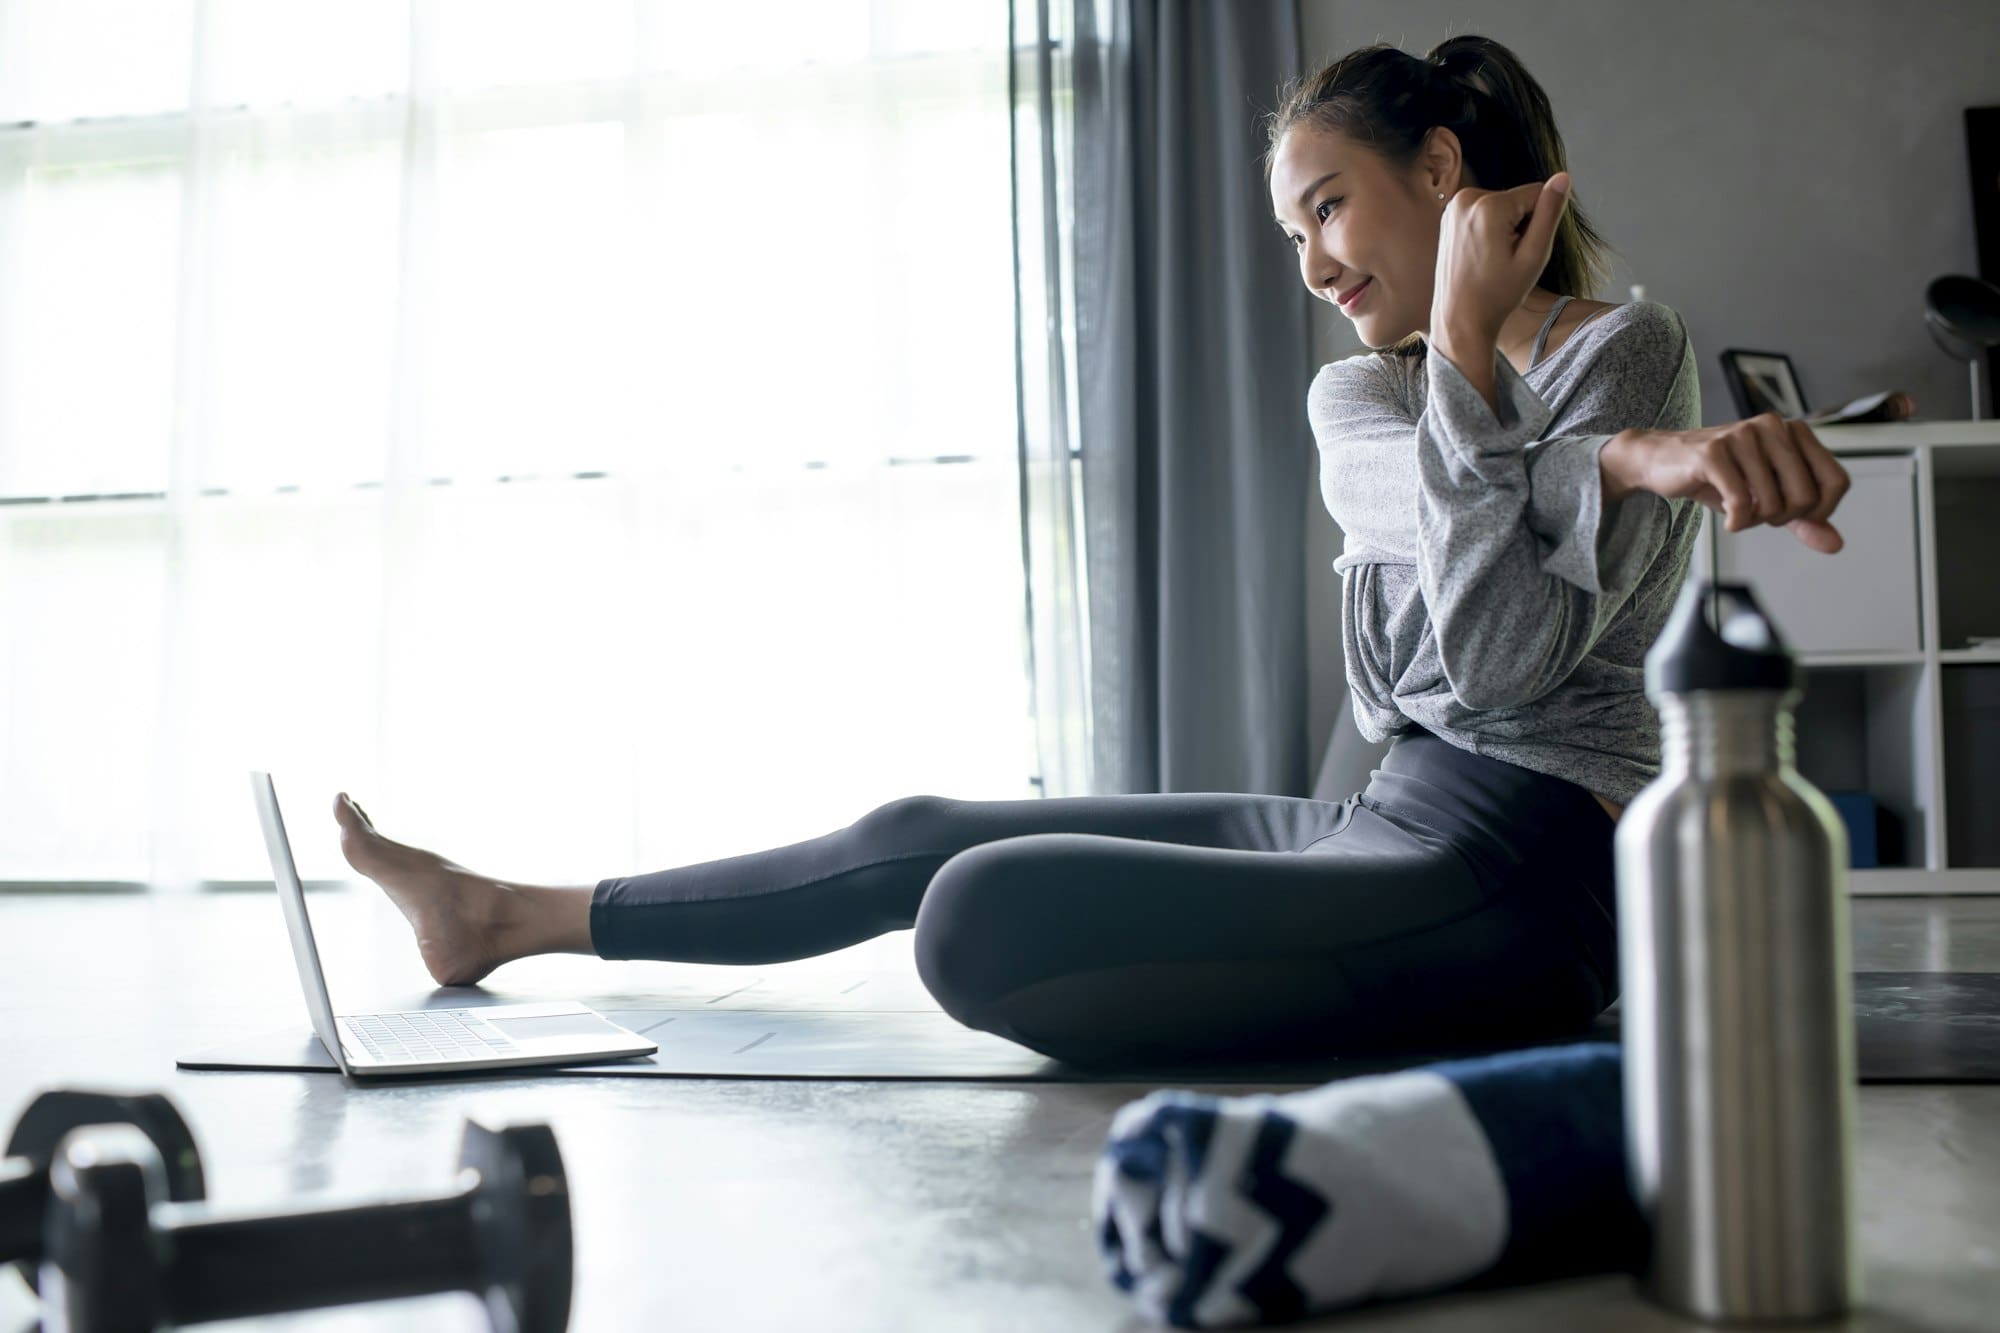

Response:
(1605, 414), (1853, 554)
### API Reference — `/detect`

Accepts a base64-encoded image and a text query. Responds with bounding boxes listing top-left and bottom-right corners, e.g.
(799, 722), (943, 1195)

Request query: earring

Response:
(1437, 192), (1446, 199)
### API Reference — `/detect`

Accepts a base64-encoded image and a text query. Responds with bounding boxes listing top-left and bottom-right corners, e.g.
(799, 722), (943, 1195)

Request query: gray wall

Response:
(1297, 0), (2000, 787)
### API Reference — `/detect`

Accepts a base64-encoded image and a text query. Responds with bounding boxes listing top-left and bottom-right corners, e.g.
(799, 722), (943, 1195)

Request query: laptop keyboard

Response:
(346, 1009), (521, 1063)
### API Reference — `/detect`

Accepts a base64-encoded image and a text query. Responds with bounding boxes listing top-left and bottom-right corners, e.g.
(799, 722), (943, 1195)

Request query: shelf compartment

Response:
(1789, 663), (1933, 870)
(1712, 453), (1921, 654)
(1941, 665), (2000, 869)
(1929, 457), (2000, 652)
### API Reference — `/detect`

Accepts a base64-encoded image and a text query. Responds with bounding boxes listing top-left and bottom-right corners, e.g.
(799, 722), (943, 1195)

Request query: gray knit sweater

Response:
(1309, 298), (1703, 805)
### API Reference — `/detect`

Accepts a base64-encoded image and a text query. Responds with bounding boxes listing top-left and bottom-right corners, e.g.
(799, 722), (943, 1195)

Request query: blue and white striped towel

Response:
(1092, 1042), (1644, 1327)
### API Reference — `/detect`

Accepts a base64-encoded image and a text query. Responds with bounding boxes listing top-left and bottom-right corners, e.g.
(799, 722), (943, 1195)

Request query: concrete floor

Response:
(0, 891), (1996, 1332)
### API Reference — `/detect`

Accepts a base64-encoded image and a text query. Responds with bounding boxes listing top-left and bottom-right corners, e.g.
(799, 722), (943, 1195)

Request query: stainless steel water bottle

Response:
(1616, 579), (1860, 1321)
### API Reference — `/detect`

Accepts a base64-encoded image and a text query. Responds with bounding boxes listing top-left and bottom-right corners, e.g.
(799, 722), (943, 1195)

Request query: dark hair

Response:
(1264, 35), (1617, 357)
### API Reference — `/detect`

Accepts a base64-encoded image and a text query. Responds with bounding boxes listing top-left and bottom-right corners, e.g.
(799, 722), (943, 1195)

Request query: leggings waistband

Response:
(1361, 725), (1613, 886)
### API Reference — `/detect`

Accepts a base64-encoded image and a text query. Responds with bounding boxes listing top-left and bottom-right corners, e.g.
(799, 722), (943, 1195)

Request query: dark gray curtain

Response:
(1014, 0), (1313, 797)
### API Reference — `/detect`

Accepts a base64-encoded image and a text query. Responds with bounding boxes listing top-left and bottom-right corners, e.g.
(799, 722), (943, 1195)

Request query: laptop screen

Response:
(249, 771), (350, 1074)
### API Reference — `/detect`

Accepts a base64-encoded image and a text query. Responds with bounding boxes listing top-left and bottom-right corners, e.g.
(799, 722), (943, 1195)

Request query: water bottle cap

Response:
(1646, 580), (1801, 697)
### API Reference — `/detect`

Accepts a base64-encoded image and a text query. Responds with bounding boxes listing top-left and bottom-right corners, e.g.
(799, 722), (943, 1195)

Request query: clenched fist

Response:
(1604, 414), (1852, 554)
(1430, 172), (1572, 346)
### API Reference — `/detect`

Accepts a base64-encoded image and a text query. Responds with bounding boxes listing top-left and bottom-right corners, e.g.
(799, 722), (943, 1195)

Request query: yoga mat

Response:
(1852, 971), (2000, 1083)
(176, 963), (1618, 1083)
(175, 972), (1998, 1084)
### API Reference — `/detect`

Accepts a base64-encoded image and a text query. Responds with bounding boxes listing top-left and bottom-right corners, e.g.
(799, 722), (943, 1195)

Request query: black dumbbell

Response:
(41, 1116), (571, 1333)
(3, 1090), (206, 1291)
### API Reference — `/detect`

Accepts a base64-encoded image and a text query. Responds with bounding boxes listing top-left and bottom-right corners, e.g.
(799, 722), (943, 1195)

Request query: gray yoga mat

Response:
(1852, 971), (2000, 1083)
(177, 961), (1617, 1083)
(175, 972), (1999, 1084)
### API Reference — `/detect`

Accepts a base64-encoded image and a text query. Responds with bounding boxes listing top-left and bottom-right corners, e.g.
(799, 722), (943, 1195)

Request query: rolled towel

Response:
(1091, 1041), (1644, 1328)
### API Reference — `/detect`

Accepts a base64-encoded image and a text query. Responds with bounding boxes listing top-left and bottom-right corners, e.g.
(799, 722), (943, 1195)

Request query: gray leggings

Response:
(590, 727), (1621, 1068)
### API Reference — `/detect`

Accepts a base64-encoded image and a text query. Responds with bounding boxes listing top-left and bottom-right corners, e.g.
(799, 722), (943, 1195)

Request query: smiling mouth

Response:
(1337, 278), (1372, 308)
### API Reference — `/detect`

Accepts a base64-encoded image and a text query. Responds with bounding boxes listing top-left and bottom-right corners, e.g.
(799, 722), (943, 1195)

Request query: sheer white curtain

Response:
(1009, 0), (1093, 803)
(0, 0), (1030, 895)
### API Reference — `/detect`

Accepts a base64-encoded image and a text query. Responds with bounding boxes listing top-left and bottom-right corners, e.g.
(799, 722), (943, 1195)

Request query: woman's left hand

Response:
(1430, 172), (1571, 345)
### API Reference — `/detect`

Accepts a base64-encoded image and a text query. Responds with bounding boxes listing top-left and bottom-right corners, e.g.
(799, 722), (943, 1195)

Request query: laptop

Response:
(249, 771), (658, 1076)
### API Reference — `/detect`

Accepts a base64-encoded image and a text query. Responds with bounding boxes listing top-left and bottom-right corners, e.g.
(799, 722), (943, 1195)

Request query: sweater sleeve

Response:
(1412, 315), (1694, 712)
(1517, 306), (1699, 594)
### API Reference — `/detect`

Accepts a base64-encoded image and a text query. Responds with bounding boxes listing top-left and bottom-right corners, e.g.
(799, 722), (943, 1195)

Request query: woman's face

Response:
(1269, 123), (1458, 347)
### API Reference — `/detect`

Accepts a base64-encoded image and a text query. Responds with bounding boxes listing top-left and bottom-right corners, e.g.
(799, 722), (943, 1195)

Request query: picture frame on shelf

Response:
(1720, 347), (1809, 420)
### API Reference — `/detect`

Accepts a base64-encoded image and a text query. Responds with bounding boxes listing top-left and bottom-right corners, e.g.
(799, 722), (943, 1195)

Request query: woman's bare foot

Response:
(331, 792), (588, 986)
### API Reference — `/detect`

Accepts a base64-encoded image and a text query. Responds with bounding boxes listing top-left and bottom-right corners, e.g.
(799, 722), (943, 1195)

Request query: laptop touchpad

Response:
(488, 1012), (628, 1041)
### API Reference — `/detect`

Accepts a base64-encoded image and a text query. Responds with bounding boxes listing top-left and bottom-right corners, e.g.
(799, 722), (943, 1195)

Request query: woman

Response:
(333, 35), (1849, 1070)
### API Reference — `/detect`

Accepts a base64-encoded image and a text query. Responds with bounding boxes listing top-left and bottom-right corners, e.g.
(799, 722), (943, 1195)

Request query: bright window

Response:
(0, 1), (1030, 895)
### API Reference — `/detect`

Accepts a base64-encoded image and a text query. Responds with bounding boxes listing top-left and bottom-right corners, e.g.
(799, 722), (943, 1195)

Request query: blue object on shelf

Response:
(1827, 791), (1879, 868)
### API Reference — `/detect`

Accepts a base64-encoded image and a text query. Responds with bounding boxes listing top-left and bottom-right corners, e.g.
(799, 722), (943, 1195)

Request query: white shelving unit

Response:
(1686, 418), (2000, 895)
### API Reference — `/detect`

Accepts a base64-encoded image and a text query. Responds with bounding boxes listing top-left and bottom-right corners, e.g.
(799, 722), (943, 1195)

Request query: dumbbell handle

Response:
(0, 1158), (43, 1262)
(45, 1120), (567, 1333)
(153, 1186), (484, 1326)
